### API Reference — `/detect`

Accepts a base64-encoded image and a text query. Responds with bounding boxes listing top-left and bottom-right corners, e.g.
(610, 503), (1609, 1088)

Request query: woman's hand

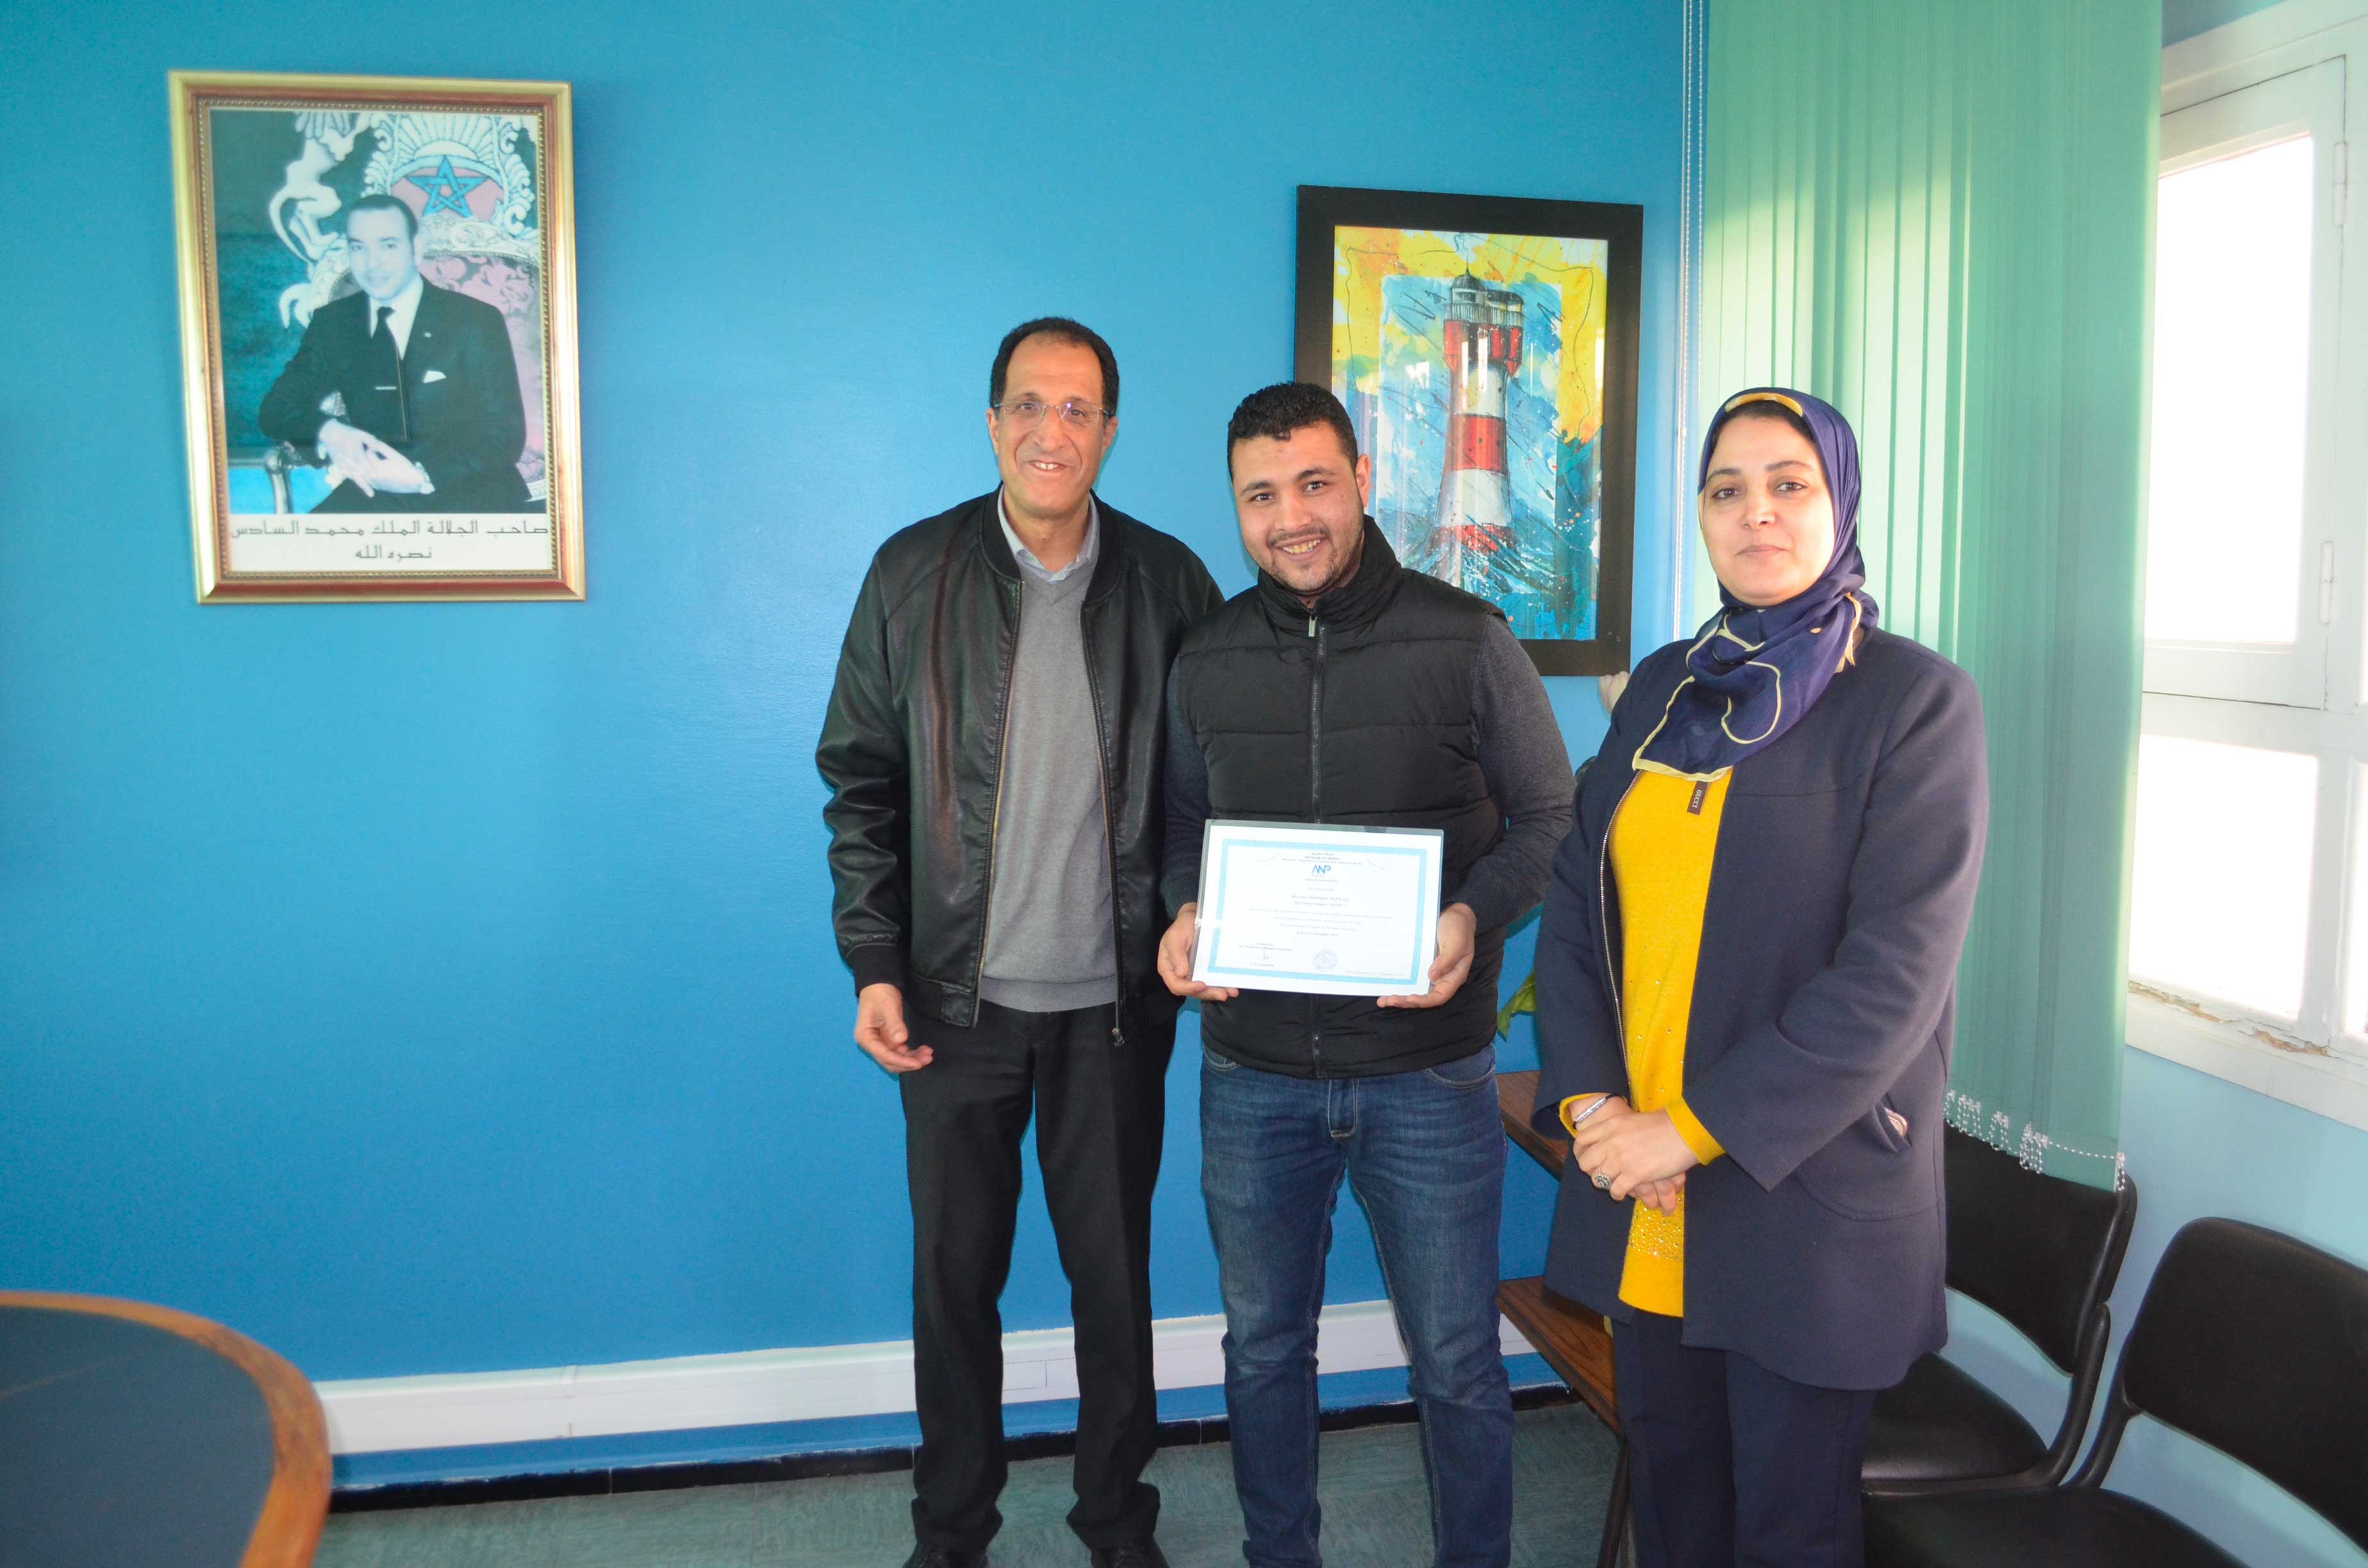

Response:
(1633, 1175), (1687, 1216)
(1572, 1104), (1700, 1203)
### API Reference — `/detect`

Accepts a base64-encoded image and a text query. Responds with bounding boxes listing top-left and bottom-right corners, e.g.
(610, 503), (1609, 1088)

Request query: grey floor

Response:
(317, 1401), (1619, 1567)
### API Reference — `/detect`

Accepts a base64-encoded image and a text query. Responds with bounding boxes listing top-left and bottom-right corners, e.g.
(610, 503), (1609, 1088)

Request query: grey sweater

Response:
(978, 506), (1118, 1013)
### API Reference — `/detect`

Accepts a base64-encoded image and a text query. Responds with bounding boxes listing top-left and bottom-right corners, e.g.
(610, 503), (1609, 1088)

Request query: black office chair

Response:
(1864, 1216), (2368, 1566)
(1862, 1128), (2137, 1496)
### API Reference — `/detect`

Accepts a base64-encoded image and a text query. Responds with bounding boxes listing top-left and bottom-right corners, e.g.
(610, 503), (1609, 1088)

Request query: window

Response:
(2132, 48), (2368, 1128)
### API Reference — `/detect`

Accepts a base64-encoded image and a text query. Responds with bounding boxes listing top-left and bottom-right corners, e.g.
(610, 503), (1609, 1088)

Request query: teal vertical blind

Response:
(1697, 0), (2160, 1186)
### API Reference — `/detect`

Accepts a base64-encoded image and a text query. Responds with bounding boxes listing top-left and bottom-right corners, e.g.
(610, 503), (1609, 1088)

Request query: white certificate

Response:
(1190, 821), (1445, 997)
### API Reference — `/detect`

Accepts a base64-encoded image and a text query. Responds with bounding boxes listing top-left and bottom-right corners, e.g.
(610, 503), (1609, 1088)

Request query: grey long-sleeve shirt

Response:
(1162, 616), (1575, 931)
(978, 496), (1117, 1013)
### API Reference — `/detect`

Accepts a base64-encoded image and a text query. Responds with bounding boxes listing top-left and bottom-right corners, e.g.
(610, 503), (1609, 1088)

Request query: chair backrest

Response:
(1943, 1127), (2137, 1372)
(2093, 1217), (2368, 1552)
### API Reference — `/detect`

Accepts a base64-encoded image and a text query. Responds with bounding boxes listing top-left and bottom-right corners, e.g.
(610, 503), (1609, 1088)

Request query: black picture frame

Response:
(1295, 184), (1641, 676)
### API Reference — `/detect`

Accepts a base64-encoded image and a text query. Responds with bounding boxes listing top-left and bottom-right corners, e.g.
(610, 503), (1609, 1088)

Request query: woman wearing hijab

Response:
(1532, 389), (1989, 1568)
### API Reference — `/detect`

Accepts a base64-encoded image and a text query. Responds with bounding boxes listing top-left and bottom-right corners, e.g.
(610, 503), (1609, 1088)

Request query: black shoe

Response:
(899, 1548), (988, 1568)
(1089, 1542), (1169, 1568)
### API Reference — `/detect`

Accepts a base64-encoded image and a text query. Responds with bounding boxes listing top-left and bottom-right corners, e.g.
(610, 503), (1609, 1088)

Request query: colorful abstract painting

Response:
(1296, 188), (1640, 674)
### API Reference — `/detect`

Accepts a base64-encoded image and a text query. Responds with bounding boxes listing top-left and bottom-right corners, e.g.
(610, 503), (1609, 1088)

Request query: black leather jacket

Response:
(818, 491), (1223, 1038)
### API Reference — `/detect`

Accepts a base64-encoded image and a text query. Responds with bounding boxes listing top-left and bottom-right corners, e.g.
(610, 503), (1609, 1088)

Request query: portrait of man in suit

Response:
(258, 192), (540, 514)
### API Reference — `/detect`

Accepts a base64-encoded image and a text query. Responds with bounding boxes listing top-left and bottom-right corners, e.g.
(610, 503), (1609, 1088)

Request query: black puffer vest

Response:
(1172, 520), (1506, 1076)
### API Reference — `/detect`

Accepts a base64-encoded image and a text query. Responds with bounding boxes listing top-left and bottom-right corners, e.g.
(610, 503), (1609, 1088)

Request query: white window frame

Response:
(2145, 63), (2344, 708)
(2139, 1), (2368, 1131)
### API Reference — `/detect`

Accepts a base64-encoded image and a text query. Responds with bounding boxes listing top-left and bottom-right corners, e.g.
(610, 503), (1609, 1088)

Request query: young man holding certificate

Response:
(1157, 382), (1573, 1568)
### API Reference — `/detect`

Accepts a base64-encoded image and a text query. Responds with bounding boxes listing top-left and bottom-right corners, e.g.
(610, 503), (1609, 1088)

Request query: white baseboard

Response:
(318, 1301), (1541, 1456)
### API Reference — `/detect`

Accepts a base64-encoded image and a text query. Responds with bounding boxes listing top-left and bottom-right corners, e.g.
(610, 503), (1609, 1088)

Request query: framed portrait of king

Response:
(170, 71), (584, 601)
(1295, 185), (1640, 674)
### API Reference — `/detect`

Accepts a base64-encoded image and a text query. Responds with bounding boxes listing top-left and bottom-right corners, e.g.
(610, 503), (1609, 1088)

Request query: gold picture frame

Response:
(170, 70), (584, 602)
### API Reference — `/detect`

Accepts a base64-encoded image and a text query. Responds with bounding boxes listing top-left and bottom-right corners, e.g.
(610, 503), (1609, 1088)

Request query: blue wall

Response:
(2164, 0), (2288, 45)
(0, 0), (1686, 1464)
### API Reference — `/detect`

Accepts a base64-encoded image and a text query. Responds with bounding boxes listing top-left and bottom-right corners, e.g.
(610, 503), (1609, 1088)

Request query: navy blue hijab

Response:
(1636, 388), (1879, 780)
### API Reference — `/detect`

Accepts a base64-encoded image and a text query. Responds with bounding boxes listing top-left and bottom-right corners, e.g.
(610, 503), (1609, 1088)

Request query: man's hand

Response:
(317, 419), (395, 496)
(853, 982), (933, 1074)
(317, 420), (432, 496)
(1157, 904), (1237, 1001)
(367, 451), (433, 494)
(1378, 902), (1477, 1009)
(1572, 1103), (1700, 1202)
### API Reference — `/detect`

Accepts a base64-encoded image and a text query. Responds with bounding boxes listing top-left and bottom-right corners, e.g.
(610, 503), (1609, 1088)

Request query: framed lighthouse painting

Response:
(1295, 185), (1640, 675)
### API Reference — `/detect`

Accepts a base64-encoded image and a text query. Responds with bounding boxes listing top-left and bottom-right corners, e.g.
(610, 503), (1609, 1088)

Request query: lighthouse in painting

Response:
(1430, 275), (1524, 592)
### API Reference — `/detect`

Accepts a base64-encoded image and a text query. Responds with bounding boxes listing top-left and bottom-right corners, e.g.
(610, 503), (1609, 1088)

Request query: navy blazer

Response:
(258, 281), (534, 514)
(1533, 626), (1987, 1389)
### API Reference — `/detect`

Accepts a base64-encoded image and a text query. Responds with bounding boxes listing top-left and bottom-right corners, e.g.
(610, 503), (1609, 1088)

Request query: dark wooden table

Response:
(0, 1292), (329, 1568)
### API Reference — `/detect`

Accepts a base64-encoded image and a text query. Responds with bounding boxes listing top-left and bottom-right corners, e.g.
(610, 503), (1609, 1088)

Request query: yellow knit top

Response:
(1563, 770), (1731, 1317)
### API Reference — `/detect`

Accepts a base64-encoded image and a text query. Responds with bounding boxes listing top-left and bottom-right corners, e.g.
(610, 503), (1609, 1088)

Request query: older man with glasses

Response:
(818, 318), (1223, 1568)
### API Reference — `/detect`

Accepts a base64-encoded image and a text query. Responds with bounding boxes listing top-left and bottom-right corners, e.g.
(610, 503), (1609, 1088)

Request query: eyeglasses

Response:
(992, 398), (1112, 432)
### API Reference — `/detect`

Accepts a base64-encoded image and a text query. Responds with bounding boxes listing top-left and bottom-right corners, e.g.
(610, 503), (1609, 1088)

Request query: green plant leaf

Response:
(1495, 971), (1536, 1038)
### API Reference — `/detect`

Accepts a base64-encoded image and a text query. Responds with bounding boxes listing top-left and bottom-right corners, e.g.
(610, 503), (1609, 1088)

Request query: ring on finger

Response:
(1591, 1169), (1612, 1190)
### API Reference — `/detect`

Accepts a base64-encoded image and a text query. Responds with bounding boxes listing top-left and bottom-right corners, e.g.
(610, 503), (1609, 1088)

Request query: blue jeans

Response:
(1200, 1043), (1513, 1568)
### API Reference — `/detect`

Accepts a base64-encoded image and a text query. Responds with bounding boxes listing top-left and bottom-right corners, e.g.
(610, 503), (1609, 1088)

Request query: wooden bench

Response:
(1497, 1069), (1631, 1565)
(1494, 1069), (1616, 1426)
(1499, 1068), (1574, 1179)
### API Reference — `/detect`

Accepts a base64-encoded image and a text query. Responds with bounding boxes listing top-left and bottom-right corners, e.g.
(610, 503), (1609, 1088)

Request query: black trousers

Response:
(900, 999), (1174, 1553)
(1615, 1311), (1880, 1568)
